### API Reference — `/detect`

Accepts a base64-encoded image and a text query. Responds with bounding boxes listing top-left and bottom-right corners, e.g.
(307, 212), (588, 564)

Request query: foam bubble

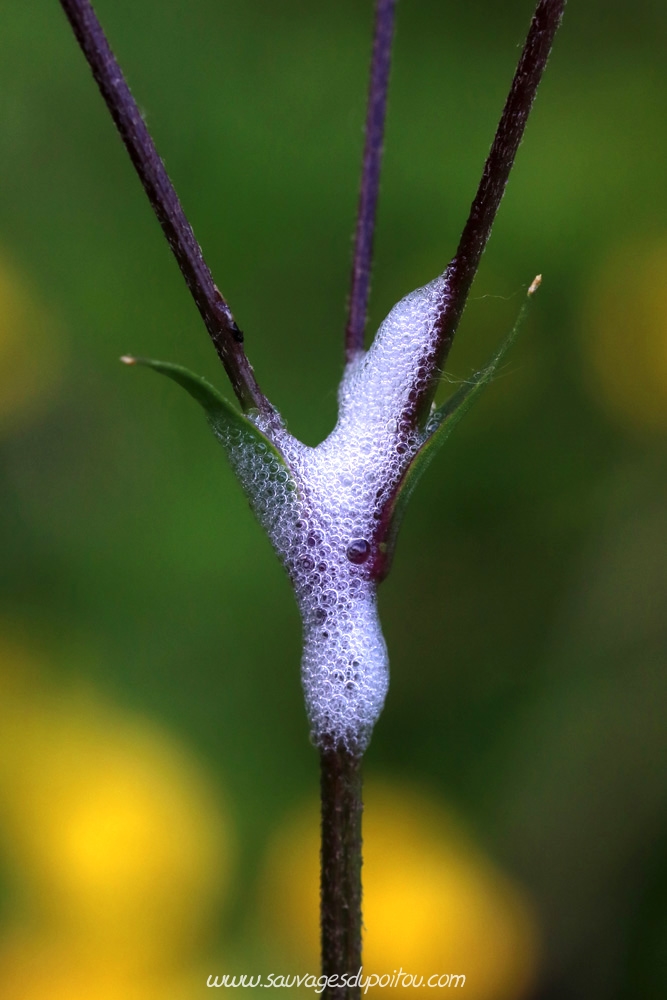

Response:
(217, 274), (449, 752)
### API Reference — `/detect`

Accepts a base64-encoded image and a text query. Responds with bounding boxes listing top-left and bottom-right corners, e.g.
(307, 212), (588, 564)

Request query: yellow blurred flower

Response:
(582, 239), (667, 432)
(0, 254), (62, 432)
(260, 783), (538, 999)
(0, 636), (234, 995)
(0, 934), (197, 1000)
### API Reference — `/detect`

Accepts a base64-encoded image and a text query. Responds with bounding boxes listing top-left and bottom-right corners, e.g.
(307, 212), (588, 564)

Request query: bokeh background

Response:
(1, 0), (666, 996)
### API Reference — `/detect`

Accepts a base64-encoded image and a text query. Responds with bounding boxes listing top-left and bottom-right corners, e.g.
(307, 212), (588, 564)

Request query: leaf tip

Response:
(120, 355), (137, 366)
(527, 274), (542, 297)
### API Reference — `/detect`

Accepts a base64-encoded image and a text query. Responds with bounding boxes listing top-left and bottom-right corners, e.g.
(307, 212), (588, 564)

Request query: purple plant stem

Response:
(345, 0), (397, 363)
(414, 0), (567, 423)
(58, 0), (273, 419)
(320, 745), (363, 1000)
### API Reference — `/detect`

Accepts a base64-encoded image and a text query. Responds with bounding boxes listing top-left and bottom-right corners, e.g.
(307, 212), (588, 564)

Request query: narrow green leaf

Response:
(121, 355), (296, 505)
(380, 278), (540, 563)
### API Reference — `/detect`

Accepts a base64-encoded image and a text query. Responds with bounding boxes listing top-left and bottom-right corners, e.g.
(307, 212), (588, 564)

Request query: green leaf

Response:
(121, 355), (296, 500)
(380, 279), (540, 566)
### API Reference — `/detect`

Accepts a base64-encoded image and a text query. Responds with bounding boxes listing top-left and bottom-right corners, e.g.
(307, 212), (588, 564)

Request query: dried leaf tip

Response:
(528, 274), (542, 296)
(120, 355), (137, 365)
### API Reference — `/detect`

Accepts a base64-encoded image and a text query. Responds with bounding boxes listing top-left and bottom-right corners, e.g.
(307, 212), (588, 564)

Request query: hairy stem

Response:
(345, 0), (397, 363)
(415, 0), (566, 421)
(320, 746), (363, 999)
(58, 0), (273, 419)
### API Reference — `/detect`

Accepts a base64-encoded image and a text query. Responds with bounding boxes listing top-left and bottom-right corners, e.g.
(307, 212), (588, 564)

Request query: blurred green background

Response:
(1, 0), (667, 997)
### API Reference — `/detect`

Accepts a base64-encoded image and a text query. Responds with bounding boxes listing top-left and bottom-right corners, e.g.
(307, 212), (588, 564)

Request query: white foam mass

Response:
(215, 274), (449, 752)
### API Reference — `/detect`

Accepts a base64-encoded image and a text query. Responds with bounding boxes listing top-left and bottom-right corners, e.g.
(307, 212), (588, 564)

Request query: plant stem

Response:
(443, 0), (566, 340)
(411, 0), (567, 424)
(58, 0), (274, 420)
(320, 745), (363, 999)
(345, 0), (397, 364)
